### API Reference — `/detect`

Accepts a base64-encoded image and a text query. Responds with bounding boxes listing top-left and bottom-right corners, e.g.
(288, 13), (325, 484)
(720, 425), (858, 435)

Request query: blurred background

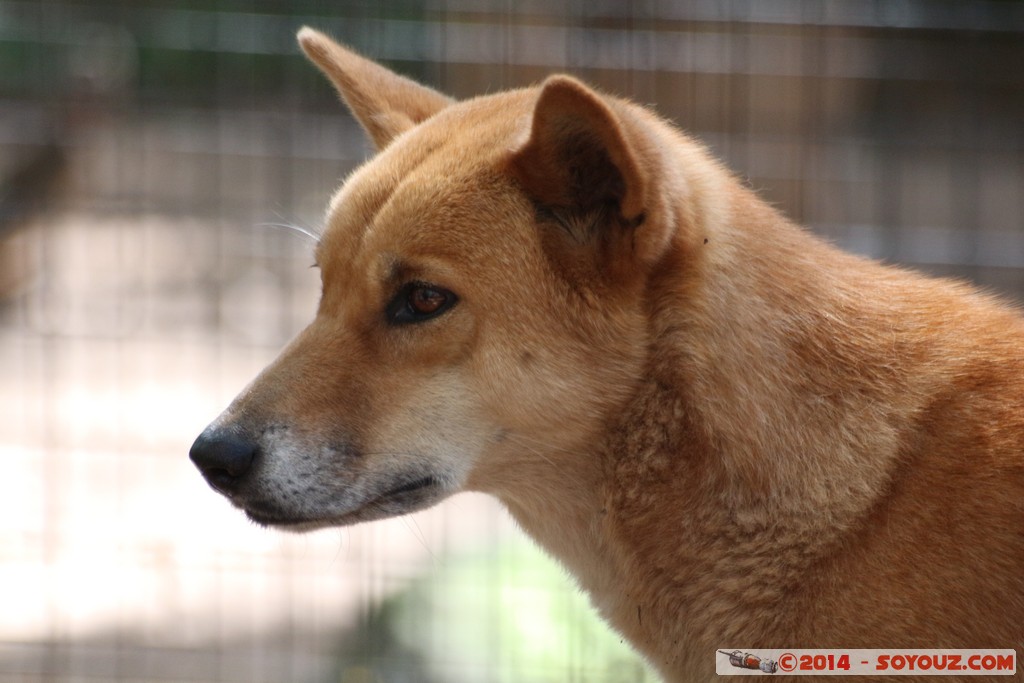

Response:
(1, 1), (1023, 681)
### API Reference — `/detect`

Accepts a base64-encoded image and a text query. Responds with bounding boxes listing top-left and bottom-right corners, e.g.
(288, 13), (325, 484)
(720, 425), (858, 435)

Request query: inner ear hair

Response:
(553, 128), (629, 212)
(535, 201), (643, 248)
(519, 120), (646, 248)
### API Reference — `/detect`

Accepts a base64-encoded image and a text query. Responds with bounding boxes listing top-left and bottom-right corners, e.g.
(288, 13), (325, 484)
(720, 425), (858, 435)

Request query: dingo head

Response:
(189, 27), (683, 530)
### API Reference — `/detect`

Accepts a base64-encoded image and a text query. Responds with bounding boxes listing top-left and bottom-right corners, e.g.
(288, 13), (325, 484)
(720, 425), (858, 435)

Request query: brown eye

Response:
(409, 286), (447, 315)
(386, 282), (458, 325)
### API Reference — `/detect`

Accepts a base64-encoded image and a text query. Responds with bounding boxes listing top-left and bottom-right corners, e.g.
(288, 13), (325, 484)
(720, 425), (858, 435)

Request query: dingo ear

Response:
(510, 76), (648, 228)
(297, 27), (453, 150)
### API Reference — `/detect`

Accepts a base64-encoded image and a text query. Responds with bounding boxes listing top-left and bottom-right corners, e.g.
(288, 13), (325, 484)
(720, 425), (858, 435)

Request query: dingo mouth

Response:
(242, 475), (443, 529)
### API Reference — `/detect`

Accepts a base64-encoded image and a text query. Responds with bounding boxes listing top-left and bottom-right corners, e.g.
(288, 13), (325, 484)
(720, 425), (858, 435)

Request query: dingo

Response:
(190, 27), (1024, 681)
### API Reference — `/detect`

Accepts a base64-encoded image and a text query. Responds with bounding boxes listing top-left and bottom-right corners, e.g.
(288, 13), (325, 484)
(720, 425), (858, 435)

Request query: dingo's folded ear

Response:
(510, 76), (648, 226)
(297, 27), (453, 150)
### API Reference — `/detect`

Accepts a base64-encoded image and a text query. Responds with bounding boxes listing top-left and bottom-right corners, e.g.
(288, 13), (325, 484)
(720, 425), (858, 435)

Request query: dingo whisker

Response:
(255, 221), (322, 243)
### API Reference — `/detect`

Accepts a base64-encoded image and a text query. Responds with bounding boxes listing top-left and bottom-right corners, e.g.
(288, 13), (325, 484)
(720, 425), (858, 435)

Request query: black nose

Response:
(189, 428), (257, 494)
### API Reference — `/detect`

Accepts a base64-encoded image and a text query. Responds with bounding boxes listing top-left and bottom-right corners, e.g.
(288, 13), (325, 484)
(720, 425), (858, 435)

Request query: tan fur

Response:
(190, 28), (1024, 681)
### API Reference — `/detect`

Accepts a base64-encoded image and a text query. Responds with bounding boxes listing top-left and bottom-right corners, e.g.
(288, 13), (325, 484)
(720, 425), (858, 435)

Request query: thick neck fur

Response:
(496, 153), (1024, 680)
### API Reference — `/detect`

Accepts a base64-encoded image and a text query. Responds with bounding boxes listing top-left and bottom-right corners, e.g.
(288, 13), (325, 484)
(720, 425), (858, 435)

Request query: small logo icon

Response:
(719, 650), (779, 674)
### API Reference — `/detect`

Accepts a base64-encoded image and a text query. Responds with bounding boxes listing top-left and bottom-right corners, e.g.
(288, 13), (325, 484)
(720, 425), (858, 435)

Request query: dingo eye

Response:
(387, 283), (458, 325)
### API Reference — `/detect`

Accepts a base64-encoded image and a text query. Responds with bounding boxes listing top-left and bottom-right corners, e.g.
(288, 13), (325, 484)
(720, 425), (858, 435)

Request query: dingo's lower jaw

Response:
(240, 475), (445, 530)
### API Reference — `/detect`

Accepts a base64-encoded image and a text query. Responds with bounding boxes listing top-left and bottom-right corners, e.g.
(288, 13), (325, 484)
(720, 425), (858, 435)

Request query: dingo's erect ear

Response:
(297, 27), (453, 150)
(510, 76), (648, 226)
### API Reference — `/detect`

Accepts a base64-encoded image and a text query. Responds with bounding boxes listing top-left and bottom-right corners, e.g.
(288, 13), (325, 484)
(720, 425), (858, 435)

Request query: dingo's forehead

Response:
(314, 90), (540, 300)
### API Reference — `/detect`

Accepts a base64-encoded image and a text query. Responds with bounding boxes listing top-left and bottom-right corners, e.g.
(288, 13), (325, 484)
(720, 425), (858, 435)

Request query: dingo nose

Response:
(189, 428), (256, 494)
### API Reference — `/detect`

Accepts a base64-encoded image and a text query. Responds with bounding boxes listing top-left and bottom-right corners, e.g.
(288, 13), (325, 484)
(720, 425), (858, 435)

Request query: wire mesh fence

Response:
(1, 1), (1022, 681)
